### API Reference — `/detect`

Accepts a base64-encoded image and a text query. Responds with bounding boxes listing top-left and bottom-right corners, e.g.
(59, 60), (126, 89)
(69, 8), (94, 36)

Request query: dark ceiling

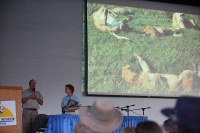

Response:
(147, 0), (200, 7)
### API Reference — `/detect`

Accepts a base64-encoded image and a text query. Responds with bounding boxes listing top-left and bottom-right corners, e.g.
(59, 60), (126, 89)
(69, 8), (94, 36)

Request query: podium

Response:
(0, 86), (22, 133)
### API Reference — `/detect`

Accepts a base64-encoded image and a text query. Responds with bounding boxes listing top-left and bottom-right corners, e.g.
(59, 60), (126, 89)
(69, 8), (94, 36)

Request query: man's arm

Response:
(22, 93), (43, 105)
(35, 92), (43, 105)
(22, 93), (35, 103)
(35, 96), (43, 105)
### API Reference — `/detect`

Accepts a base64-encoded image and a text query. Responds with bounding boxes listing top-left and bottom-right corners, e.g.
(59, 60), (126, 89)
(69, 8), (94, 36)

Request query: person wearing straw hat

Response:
(74, 99), (123, 133)
(161, 96), (200, 133)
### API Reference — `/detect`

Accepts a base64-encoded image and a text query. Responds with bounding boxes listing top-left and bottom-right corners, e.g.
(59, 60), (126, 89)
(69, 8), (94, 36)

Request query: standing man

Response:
(22, 79), (43, 133)
(61, 84), (80, 114)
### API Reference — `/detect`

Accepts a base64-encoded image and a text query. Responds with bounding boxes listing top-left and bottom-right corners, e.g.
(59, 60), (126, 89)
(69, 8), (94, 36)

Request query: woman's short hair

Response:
(65, 84), (74, 94)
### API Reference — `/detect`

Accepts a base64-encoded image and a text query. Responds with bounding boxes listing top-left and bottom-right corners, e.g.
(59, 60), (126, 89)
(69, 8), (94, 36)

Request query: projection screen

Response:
(82, 0), (200, 98)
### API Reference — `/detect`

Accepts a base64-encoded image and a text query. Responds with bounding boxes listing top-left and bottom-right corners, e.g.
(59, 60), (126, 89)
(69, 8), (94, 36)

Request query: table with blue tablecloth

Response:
(45, 114), (147, 133)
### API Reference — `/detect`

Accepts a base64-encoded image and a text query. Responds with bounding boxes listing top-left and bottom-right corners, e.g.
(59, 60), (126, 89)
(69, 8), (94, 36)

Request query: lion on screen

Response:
(92, 6), (133, 40)
(122, 53), (200, 92)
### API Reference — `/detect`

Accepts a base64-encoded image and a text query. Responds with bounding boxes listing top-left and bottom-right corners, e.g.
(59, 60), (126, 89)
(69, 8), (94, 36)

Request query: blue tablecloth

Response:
(45, 114), (147, 133)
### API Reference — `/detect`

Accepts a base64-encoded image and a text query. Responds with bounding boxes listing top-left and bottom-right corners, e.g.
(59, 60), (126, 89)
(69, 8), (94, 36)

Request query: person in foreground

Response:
(22, 79), (43, 133)
(161, 96), (200, 133)
(121, 126), (136, 133)
(74, 99), (123, 133)
(162, 118), (176, 133)
(61, 84), (80, 114)
(136, 120), (162, 133)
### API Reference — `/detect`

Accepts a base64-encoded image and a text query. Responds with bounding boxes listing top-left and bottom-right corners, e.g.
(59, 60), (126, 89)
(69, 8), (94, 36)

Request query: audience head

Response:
(161, 96), (200, 133)
(78, 99), (122, 133)
(122, 126), (136, 133)
(136, 120), (162, 133)
(162, 118), (177, 133)
(74, 122), (97, 133)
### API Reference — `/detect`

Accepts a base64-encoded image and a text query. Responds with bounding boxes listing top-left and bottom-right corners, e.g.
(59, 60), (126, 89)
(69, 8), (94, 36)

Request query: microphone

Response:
(131, 107), (151, 111)
(32, 88), (35, 93)
(121, 104), (135, 109)
(121, 108), (128, 111)
(115, 106), (127, 111)
(30, 88), (36, 100)
(128, 104), (135, 108)
(141, 107), (151, 110)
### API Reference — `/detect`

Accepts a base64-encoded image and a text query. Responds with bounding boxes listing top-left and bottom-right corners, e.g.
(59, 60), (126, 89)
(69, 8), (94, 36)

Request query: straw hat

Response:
(79, 99), (122, 133)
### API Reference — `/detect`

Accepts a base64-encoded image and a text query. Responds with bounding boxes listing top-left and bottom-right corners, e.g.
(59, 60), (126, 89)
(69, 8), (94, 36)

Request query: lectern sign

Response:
(0, 100), (17, 126)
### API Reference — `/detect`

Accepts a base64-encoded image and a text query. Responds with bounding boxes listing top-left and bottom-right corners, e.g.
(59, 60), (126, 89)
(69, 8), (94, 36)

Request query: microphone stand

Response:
(119, 104), (135, 126)
(130, 107), (150, 121)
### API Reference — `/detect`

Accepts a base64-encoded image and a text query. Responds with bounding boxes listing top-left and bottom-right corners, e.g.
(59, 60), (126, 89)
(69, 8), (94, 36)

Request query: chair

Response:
(33, 114), (48, 133)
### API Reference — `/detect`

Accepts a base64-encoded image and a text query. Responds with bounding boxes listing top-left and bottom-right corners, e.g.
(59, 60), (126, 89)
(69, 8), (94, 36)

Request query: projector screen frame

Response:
(82, 0), (200, 98)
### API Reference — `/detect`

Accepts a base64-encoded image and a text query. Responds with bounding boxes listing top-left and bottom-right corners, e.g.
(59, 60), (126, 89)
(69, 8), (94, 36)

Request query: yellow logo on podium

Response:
(0, 101), (16, 126)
